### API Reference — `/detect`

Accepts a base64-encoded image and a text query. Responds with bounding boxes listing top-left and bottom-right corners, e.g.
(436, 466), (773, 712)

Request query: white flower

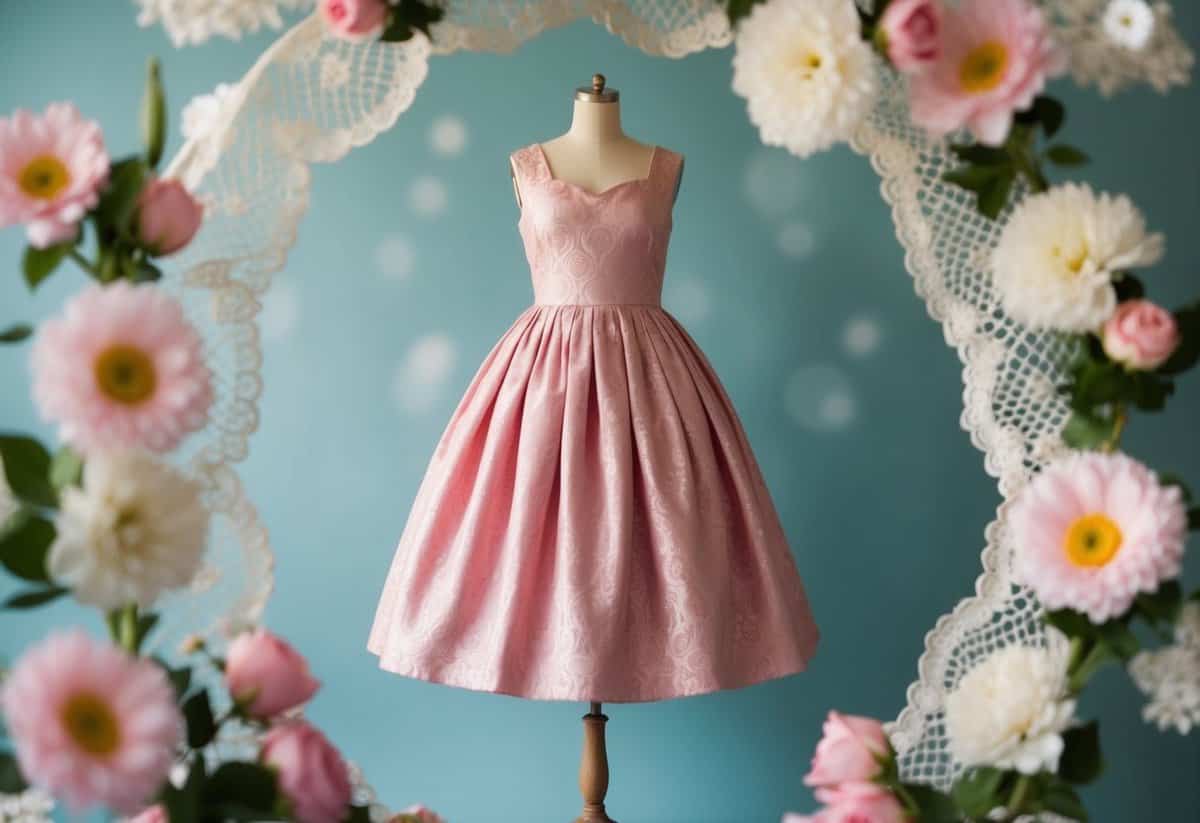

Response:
(1129, 644), (1200, 734)
(1175, 601), (1200, 649)
(731, 0), (879, 159)
(945, 641), (1077, 774)
(1102, 0), (1155, 50)
(0, 787), (54, 823)
(992, 183), (1164, 332)
(47, 450), (209, 610)
(0, 454), (16, 525)
(182, 83), (240, 144)
(135, 0), (313, 47)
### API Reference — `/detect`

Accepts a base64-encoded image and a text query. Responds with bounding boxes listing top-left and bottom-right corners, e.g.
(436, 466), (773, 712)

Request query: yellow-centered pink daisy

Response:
(1011, 452), (1188, 623)
(0, 103), (109, 248)
(32, 282), (214, 454)
(0, 631), (181, 814)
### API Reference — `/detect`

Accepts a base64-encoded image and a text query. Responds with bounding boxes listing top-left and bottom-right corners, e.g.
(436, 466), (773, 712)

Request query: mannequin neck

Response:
(567, 99), (624, 143)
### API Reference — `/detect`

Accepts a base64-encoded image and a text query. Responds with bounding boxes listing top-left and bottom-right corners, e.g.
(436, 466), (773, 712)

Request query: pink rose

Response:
(803, 712), (890, 788)
(1102, 299), (1180, 370)
(136, 178), (203, 256)
(128, 806), (168, 823)
(262, 721), (353, 823)
(808, 782), (910, 823)
(395, 806), (446, 823)
(879, 0), (943, 73)
(225, 629), (321, 719)
(319, 0), (390, 39)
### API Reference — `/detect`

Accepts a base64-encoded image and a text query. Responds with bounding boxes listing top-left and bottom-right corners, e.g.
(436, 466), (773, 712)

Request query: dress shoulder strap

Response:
(649, 147), (685, 204)
(509, 144), (552, 206)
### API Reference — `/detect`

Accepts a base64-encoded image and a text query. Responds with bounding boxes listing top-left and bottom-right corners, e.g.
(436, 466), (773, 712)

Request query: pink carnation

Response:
(789, 782), (910, 823)
(319, 0), (389, 40)
(1012, 452), (1188, 623)
(0, 631), (181, 814)
(0, 103), (109, 248)
(262, 721), (353, 823)
(225, 629), (321, 719)
(804, 711), (890, 788)
(909, 0), (1066, 145)
(32, 281), (214, 454)
(1102, 299), (1180, 371)
(879, 0), (943, 73)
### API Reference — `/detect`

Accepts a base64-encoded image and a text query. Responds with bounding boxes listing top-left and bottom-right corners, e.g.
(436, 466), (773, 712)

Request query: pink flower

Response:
(32, 281), (213, 454)
(803, 712), (891, 788)
(225, 629), (321, 719)
(879, 0), (943, 73)
(128, 805), (168, 823)
(262, 721), (353, 823)
(136, 178), (203, 256)
(319, 0), (389, 40)
(0, 103), (109, 248)
(395, 806), (446, 823)
(1102, 299), (1180, 371)
(1012, 452), (1188, 623)
(0, 631), (181, 814)
(909, 0), (1066, 145)
(789, 782), (910, 823)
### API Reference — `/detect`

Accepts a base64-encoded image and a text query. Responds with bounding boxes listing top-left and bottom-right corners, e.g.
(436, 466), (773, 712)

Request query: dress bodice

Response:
(510, 143), (683, 306)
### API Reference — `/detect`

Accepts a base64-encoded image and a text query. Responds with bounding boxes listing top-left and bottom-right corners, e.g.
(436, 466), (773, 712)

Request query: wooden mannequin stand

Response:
(576, 702), (616, 823)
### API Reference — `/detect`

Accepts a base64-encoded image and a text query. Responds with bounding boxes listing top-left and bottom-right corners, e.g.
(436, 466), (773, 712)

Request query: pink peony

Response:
(128, 805), (168, 823)
(1102, 299), (1180, 371)
(262, 721), (353, 823)
(909, 0), (1066, 145)
(1012, 452), (1188, 623)
(789, 782), (910, 823)
(0, 631), (181, 814)
(225, 629), (321, 719)
(879, 0), (943, 73)
(803, 711), (891, 788)
(396, 806), (446, 823)
(136, 178), (204, 256)
(0, 103), (109, 248)
(319, 0), (390, 40)
(32, 281), (213, 454)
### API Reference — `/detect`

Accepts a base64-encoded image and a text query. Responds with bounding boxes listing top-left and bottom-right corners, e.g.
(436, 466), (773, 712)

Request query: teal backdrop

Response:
(1, 4), (1198, 822)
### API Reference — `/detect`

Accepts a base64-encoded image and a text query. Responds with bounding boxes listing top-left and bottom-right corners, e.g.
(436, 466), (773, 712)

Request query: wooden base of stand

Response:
(574, 702), (616, 823)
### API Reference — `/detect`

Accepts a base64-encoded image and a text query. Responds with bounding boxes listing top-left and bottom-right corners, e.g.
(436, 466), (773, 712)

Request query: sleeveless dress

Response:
(367, 144), (819, 703)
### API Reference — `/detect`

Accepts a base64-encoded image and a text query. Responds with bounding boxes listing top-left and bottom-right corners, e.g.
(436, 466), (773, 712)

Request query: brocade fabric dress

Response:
(367, 144), (819, 702)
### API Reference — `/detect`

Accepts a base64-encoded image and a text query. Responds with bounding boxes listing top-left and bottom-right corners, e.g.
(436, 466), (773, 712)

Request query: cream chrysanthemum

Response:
(992, 183), (1164, 332)
(47, 450), (209, 611)
(1129, 602), (1200, 734)
(945, 640), (1076, 774)
(731, 0), (879, 159)
(135, 0), (312, 47)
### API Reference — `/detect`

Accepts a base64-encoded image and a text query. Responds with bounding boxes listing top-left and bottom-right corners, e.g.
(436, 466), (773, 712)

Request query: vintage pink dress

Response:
(367, 144), (818, 702)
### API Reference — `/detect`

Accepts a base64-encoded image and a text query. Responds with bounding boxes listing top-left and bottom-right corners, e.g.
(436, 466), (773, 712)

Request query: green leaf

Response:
(1189, 506), (1200, 531)
(952, 767), (1009, 817)
(942, 164), (1004, 193)
(977, 172), (1015, 219)
(183, 690), (217, 748)
(22, 242), (72, 291)
(1017, 95), (1066, 137)
(1134, 580), (1184, 626)
(135, 611), (160, 652)
(726, 0), (764, 25)
(0, 509), (54, 582)
(0, 435), (57, 508)
(1127, 371), (1174, 411)
(93, 156), (150, 239)
(141, 58), (168, 169)
(345, 806), (374, 823)
(1113, 272), (1145, 302)
(1041, 779), (1090, 821)
(0, 324), (33, 344)
(379, 0), (446, 42)
(1159, 302), (1200, 376)
(161, 753), (205, 823)
(1097, 619), (1140, 660)
(0, 751), (29, 793)
(49, 446), (83, 492)
(903, 784), (961, 823)
(1061, 412), (1118, 450)
(133, 259), (163, 283)
(3, 585), (68, 610)
(949, 143), (1011, 167)
(1045, 608), (1095, 639)
(204, 762), (279, 814)
(154, 656), (193, 700)
(1059, 721), (1104, 785)
(1045, 144), (1091, 167)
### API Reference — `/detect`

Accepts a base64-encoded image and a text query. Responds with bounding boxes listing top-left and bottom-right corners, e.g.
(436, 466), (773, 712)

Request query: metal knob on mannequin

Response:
(575, 702), (616, 823)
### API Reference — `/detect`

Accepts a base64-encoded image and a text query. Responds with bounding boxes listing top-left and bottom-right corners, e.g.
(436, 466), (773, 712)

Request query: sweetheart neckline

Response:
(535, 143), (659, 198)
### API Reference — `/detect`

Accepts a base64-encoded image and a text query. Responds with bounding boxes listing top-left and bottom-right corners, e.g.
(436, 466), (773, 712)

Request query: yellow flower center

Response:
(959, 41), (1009, 93)
(1063, 513), (1123, 567)
(94, 344), (157, 405)
(1051, 244), (1091, 276)
(62, 692), (121, 756)
(790, 49), (826, 80)
(18, 155), (72, 200)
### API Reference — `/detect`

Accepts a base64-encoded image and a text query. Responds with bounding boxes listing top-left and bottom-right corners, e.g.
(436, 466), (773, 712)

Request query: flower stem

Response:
(1007, 774), (1033, 817)
(115, 604), (140, 655)
(67, 248), (99, 277)
(1102, 405), (1127, 453)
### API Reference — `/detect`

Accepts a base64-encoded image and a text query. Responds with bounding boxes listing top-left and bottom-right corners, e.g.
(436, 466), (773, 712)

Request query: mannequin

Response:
(512, 74), (678, 206)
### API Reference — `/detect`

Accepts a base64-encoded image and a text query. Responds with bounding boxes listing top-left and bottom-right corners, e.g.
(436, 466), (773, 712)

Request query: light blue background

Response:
(1, 4), (1198, 822)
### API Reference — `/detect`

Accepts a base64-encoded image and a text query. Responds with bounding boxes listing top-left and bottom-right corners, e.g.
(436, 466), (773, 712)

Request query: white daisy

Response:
(1102, 0), (1156, 50)
(47, 450), (209, 611)
(945, 639), (1077, 774)
(1129, 644), (1200, 734)
(731, 0), (879, 159)
(992, 183), (1164, 333)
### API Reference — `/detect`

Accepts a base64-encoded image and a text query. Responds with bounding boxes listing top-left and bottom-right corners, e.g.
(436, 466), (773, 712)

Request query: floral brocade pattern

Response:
(367, 144), (818, 702)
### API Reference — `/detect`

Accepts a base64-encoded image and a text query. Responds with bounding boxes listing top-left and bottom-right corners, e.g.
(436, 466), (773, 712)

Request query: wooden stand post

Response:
(575, 702), (616, 823)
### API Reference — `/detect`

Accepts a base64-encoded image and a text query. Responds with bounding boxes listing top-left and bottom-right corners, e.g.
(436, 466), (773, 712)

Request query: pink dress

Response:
(367, 144), (819, 702)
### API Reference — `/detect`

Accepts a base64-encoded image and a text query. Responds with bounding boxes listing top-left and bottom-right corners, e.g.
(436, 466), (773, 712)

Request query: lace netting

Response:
(152, 0), (1193, 797)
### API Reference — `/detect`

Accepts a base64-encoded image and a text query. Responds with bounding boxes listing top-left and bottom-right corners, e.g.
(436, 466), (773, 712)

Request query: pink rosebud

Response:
(395, 806), (446, 823)
(879, 0), (943, 73)
(319, 0), (390, 40)
(262, 721), (353, 823)
(136, 178), (203, 256)
(811, 782), (910, 823)
(1102, 299), (1180, 371)
(225, 629), (321, 719)
(803, 712), (891, 788)
(128, 805), (168, 823)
